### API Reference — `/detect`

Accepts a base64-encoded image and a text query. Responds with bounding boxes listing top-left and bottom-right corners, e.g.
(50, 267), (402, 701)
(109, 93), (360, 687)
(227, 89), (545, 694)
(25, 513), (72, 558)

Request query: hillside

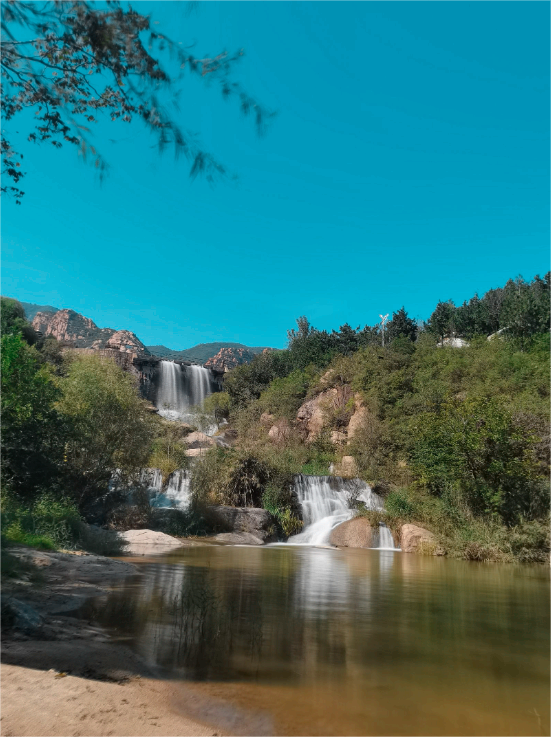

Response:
(19, 301), (59, 322)
(146, 342), (269, 363)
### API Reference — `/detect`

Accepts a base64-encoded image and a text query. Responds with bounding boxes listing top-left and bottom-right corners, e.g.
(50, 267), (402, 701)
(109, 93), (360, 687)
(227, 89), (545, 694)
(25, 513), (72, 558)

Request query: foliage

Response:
(1, 296), (37, 343)
(1, 489), (81, 550)
(1, 331), (66, 500)
(203, 391), (230, 423)
(261, 484), (302, 537)
(1, 0), (272, 203)
(56, 353), (156, 509)
(147, 420), (189, 482)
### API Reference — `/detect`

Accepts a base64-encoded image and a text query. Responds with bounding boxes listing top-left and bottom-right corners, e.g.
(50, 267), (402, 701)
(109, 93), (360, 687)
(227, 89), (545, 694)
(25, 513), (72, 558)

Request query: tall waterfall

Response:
(288, 475), (384, 546)
(155, 360), (214, 423)
(142, 469), (192, 511)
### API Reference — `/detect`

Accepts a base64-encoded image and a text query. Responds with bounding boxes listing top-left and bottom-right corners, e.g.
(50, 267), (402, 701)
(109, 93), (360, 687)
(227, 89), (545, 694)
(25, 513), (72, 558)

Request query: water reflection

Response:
(84, 546), (550, 735)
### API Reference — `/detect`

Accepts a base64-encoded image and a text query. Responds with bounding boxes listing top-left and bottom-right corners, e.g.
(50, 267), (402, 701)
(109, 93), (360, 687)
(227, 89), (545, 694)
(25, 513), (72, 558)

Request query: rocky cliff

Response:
(204, 347), (256, 372)
(32, 309), (149, 354)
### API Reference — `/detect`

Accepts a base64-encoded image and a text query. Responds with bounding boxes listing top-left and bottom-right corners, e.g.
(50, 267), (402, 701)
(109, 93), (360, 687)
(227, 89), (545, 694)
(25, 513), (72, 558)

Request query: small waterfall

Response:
(142, 469), (192, 511)
(155, 360), (214, 423)
(373, 522), (400, 551)
(288, 475), (383, 546)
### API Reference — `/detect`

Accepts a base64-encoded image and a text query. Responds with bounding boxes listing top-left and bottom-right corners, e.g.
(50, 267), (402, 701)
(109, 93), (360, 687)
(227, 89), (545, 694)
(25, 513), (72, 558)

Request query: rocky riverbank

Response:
(0, 545), (221, 737)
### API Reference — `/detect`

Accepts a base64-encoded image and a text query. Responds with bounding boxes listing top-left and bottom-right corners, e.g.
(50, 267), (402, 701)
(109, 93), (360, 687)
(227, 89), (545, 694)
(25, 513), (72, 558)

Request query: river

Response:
(82, 544), (550, 736)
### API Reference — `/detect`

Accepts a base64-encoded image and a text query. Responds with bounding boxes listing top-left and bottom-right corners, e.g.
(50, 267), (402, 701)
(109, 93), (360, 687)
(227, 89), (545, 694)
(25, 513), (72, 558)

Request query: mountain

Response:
(19, 301), (59, 322)
(32, 309), (149, 354)
(146, 342), (269, 364)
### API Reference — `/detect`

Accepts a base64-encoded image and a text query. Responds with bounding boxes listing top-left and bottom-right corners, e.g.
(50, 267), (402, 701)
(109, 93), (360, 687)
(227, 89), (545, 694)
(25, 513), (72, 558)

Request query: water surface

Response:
(84, 545), (550, 736)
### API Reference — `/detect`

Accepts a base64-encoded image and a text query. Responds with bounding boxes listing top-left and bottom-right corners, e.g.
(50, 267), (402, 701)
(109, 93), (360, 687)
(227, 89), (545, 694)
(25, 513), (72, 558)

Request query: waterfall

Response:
(143, 469), (192, 511)
(374, 522), (400, 550)
(288, 475), (383, 546)
(155, 360), (214, 423)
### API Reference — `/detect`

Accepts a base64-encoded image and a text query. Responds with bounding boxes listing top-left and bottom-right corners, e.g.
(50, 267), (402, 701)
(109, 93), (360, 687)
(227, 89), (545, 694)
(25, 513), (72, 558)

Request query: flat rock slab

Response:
(119, 529), (186, 556)
(213, 532), (265, 546)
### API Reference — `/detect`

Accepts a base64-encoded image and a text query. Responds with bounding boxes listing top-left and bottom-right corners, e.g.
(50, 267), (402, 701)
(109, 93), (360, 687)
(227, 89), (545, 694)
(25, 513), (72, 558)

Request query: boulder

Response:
(296, 386), (353, 442)
(119, 529), (185, 556)
(330, 517), (374, 548)
(1, 597), (44, 635)
(184, 431), (215, 449)
(332, 455), (359, 478)
(260, 412), (275, 427)
(346, 397), (370, 440)
(400, 524), (436, 554)
(268, 419), (291, 444)
(206, 506), (277, 544)
(330, 431), (347, 445)
(213, 532), (264, 545)
(185, 448), (207, 458)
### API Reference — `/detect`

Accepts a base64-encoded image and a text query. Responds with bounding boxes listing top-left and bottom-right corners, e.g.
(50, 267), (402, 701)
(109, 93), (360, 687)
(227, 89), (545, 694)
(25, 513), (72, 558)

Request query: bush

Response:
(1, 491), (81, 550)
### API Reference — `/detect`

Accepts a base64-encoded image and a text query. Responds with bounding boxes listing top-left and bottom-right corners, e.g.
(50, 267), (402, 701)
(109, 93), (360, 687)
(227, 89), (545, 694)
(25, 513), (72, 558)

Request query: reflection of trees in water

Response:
(86, 548), (549, 701)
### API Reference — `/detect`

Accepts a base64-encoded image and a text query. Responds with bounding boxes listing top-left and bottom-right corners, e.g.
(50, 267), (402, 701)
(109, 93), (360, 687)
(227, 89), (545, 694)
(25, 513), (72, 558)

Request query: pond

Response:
(82, 544), (550, 736)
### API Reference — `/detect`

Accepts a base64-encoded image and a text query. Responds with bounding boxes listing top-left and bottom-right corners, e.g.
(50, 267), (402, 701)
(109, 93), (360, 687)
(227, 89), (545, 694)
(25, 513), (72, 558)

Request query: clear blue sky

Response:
(2, 1), (549, 349)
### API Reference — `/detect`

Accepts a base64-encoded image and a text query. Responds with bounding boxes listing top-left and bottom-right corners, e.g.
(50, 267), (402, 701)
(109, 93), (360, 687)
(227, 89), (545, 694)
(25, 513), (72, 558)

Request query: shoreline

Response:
(0, 545), (223, 737)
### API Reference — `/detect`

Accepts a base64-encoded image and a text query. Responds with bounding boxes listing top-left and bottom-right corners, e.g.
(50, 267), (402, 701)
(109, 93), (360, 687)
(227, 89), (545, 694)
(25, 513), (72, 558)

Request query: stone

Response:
(260, 412), (275, 427)
(330, 431), (347, 445)
(296, 385), (353, 442)
(119, 529), (185, 556)
(333, 455), (359, 478)
(400, 524), (436, 554)
(329, 517), (374, 548)
(204, 347), (256, 372)
(2, 596), (43, 635)
(206, 506), (277, 544)
(213, 532), (264, 545)
(185, 448), (208, 458)
(346, 397), (370, 440)
(184, 431), (215, 449)
(268, 419), (291, 444)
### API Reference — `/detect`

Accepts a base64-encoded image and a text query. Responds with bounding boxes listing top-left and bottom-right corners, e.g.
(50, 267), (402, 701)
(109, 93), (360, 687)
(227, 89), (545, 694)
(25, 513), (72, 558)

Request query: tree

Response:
(56, 353), (155, 509)
(1, 296), (37, 344)
(387, 307), (417, 343)
(427, 300), (455, 345)
(1, 331), (66, 499)
(1, 0), (271, 203)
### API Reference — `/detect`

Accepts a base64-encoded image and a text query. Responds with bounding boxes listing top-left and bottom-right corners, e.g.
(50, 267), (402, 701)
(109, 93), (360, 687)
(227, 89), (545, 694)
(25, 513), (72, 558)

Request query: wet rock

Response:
(213, 532), (264, 545)
(2, 597), (43, 635)
(401, 524), (436, 554)
(119, 529), (185, 556)
(329, 517), (374, 548)
(206, 506), (277, 544)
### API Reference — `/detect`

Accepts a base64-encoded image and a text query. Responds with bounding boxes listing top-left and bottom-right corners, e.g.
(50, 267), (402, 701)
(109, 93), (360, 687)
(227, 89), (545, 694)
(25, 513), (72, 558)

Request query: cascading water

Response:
(288, 475), (384, 546)
(155, 360), (214, 424)
(142, 468), (192, 511)
(374, 522), (400, 551)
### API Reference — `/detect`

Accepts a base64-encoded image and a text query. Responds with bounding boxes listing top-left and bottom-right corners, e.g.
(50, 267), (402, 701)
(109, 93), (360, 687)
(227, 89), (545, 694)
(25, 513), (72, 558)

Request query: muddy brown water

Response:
(81, 545), (550, 736)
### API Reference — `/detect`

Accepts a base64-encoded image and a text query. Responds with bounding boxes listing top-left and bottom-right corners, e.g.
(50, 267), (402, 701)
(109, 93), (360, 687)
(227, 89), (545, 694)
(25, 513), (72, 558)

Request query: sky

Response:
(2, 1), (549, 349)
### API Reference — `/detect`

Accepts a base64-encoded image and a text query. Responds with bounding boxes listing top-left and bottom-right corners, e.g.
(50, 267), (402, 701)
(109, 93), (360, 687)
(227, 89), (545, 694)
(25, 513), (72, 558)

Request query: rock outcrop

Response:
(329, 517), (374, 548)
(183, 431), (216, 450)
(204, 347), (256, 372)
(400, 524), (437, 554)
(206, 506), (277, 544)
(331, 455), (359, 478)
(296, 386), (353, 442)
(32, 309), (150, 355)
(119, 529), (186, 556)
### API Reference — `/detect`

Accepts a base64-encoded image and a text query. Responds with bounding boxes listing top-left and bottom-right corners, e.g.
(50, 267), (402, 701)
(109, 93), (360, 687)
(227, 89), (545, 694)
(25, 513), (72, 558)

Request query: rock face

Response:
(400, 524), (436, 553)
(119, 529), (185, 556)
(331, 455), (359, 478)
(296, 386), (353, 442)
(330, 517), (374, 548)
(184, 431), (215, 449)
(268, 419), (291, 444)
(204, 347), (256, 372)
(32, 309), (149, 354)
(206, 506), (277, 544)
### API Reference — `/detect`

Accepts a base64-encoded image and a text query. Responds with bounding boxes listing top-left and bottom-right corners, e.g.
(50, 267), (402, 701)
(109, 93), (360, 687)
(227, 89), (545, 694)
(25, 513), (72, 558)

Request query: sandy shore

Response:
(1, 545), (221, 737)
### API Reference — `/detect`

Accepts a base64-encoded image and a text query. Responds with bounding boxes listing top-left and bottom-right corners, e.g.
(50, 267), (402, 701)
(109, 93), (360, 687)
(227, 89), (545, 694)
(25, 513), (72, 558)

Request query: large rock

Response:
(296, 385), (352, 442)
(1, 596), (44, 635)
(119, 529), (185, 556)
(204, 347), (256, 372)
(268, 419), (291, 444)
(206, 506), (277, 544)
(400, 524), (436, 554)
(213, 532), (265, 545)
(184, 431), (215, 449)
(346, 395), (370, 440)
(330, 517), (374, 548)
(332, 455), (359, 478)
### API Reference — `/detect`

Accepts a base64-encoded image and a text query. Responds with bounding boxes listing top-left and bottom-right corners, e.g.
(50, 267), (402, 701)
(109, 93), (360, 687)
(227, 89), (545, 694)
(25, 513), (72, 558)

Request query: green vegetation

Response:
(219, 274), (550, 562)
